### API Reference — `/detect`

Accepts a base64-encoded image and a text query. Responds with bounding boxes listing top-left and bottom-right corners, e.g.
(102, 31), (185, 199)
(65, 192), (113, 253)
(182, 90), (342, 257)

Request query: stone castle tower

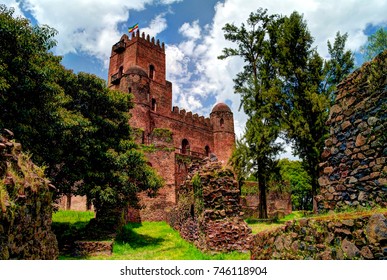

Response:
(107, 30), (235, 221)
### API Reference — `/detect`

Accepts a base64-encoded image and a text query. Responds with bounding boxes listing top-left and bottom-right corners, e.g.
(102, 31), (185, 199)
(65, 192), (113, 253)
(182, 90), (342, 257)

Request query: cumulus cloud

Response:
(18, 0), (154, 65)
(140, 13), (168, 38)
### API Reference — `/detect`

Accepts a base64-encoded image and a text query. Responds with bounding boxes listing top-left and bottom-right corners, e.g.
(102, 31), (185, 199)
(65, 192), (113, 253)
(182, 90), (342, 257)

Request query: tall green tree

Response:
(360, 27), (387, 61)
(220, 8), (283, 219)
(222, 9), (354, 212)
(0, 5), (163, 228)
(323, 32), (355, 102)
(277, 12), (354, 201)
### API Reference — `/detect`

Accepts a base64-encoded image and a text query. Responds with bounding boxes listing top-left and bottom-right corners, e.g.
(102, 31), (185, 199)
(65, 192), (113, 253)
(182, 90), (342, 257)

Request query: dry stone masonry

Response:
(250, 211), (387, 260)
(0, 130), (58, 259)
(317, 50), (387, 211)
(167, 157), (252, 252)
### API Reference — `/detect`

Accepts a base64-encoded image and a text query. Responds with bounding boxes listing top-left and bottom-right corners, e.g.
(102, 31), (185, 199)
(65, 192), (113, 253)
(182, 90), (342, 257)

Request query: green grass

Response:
(54, 211), (249, 260)
(247, 211), (306, 234)
(52, 210), (95, 223)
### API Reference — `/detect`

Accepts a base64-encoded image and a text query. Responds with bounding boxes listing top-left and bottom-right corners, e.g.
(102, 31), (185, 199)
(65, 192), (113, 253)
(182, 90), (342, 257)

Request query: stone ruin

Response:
(0, 130), (58, 259)
(167, 156), (252, 252)
(317, 50), (387, 211)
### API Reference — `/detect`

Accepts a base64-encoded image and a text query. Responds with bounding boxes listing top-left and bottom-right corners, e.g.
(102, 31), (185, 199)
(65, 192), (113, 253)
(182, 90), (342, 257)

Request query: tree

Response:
(277, 12), (354, 203)
(277, 159), (312, 210)
(222, 9), (354, 212)
(323, 32), (355, 102)
(220, 8), (283, 219)
(360, 27), (387, 61)
(0, 5), (163, 228)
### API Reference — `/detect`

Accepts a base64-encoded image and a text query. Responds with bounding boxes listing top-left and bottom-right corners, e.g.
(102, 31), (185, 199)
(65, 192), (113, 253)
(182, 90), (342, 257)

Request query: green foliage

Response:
(360, 27), (387, 61)
(0, 5), (163, 229)
(323, 32), (355, 101)
(222, 8), (354, 204)
(151, 128), (173, 143)
(220, 8), (285, 219)
(277, 159), (312, 210)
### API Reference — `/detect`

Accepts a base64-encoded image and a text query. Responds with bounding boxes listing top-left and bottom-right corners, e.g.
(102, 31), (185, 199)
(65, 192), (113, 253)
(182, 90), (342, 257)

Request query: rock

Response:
(355, 134), (367, 147)
(360, 246), (374, 259)
(366, 214), (387, 244)
(341, 239), (360, 259)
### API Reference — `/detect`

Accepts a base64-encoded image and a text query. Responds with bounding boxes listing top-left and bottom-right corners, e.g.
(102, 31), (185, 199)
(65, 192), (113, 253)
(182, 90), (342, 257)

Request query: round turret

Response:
(210, 102), (235, 165)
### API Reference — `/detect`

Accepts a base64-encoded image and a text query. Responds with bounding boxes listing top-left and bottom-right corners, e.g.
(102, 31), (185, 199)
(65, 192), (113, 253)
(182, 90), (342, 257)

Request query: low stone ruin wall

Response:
(317, 50), (387, 210)
(240, 190), (292, 219)
(250, 211), (387, 260)
(0, 130), (58, 259)
(167, 158), (252, 252)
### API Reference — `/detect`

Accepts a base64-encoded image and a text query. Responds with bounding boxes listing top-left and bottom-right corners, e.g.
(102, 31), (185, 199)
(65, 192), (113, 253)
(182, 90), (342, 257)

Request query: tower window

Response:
(151, 98), (157, 111)
(149, 64), (155, 79)
(182, 139), (190, 155)
(220, 118), (224, 128)
(205, 145), (210, 157)
(129, 87), (132, 93)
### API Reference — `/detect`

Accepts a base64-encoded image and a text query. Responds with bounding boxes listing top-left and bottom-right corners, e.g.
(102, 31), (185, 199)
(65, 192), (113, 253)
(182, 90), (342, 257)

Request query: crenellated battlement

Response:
(116, 30), (165, 53)
(171, 106), (211, 127)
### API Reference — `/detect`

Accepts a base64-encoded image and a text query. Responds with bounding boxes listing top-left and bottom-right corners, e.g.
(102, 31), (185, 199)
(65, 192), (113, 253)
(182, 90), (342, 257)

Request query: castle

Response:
(107, 30), (236, 221)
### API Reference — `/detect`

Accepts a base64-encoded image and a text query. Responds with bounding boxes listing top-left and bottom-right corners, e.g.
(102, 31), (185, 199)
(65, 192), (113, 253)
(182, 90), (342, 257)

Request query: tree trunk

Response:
(258, 172), (268, 219)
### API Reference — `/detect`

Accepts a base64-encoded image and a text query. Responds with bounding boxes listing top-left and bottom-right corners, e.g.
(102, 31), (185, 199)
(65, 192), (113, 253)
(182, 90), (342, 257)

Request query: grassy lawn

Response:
(53, 211), (249, 260)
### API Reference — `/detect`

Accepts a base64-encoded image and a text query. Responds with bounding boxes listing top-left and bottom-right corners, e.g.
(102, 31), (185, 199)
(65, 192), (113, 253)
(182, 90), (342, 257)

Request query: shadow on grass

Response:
(115, 223), (164, 249)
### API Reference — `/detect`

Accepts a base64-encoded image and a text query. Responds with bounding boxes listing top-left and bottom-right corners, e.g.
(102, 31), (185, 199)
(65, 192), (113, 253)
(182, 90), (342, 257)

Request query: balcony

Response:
(112, 41), (125, 53)
(111, 72), (121, 85)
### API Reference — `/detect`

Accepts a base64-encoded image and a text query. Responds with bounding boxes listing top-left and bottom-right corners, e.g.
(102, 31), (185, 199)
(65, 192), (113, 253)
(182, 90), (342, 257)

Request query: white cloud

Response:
(179, 20), (201, 40)
(19, 0), (154, 65)
(140, 13), (168, 38)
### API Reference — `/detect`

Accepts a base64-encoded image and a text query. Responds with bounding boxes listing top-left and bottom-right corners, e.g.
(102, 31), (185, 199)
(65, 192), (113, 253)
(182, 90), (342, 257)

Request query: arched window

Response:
(149, 64), (155, 79)
(151, 98), (157, 111)
(220, 118), (224, 128)
(182, 139), (190, 154)
(205, 145), (210, 157)
(118, 66), (123, 78)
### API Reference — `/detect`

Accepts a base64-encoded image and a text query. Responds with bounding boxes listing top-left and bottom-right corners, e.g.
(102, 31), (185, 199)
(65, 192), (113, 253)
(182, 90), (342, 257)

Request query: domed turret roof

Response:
(124, 65), (148, 77)
(211, 102), (232, 113)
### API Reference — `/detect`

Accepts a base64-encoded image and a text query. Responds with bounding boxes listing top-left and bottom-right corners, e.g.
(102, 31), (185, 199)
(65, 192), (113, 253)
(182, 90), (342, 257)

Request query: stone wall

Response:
(0, 130), (58, 259)
(317, 50), (387, 210)
(240, 183), (292, 219)
(250, 211), (387, 260)
(167, 157), (252, 252)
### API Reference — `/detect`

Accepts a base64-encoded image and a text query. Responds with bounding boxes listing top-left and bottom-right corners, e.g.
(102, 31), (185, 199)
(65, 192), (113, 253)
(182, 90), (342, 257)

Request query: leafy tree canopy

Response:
(0, 5), (163, 228)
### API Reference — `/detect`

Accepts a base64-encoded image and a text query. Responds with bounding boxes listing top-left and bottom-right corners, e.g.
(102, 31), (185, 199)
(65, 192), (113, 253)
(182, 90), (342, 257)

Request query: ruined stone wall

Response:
(317, 50), (387, 210)
(0, 130), (58, 259)
(251, 211), (387, 260)
(167, 158), (252, 252)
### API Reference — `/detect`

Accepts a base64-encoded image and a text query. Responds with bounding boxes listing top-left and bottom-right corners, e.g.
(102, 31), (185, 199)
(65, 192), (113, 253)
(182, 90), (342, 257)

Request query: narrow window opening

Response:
(205, 145), (210, 157)
(220, 118), (224, 128)
(149, 64), (155, 79)
(182, 139), (190, 155)
(151, 98), (157, 111)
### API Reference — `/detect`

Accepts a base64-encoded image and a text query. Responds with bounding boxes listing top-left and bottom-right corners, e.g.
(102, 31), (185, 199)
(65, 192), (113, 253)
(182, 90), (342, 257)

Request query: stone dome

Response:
(211, 102), (232, 113)
(124, 65), (148, 77)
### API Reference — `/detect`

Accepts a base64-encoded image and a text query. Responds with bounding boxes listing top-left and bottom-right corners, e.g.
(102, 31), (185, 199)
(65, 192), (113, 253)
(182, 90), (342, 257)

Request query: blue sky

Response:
(4, 0), (387, 159)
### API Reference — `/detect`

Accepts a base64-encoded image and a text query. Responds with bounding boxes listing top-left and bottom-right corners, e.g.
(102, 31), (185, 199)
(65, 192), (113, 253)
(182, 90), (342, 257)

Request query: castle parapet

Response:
(126, 30), (165, 52)
(170, 106), (211, 128)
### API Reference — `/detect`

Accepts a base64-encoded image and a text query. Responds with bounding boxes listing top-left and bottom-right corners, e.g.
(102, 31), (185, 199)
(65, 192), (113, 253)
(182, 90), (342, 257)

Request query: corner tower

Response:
(210, 103), (235, 164)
